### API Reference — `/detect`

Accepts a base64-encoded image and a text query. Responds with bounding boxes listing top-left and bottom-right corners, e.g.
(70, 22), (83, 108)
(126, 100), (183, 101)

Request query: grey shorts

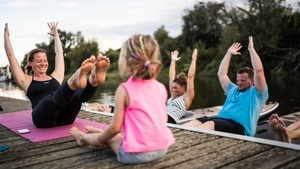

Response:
(117, 142), (168, 164)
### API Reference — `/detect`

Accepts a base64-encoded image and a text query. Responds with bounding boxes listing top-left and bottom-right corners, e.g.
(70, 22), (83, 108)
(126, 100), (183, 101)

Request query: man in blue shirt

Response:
(184, 36), (269, 136)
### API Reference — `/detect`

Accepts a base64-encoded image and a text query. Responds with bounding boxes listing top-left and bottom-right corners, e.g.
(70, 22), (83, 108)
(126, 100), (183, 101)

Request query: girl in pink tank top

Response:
(70, 34), (175, 164)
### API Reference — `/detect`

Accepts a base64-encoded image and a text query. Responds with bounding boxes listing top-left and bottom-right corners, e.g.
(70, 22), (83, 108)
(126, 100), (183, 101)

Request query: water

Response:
(0, 75), (299, 117)
(0, 82), (28, 100)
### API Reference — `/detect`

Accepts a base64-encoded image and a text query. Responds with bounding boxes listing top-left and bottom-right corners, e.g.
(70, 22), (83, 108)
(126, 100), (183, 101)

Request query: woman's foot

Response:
(69, 126), (87, 146)
(68, 56), (96, 90)
(89, 54), (110, 86)
(84, 125), (104, 133)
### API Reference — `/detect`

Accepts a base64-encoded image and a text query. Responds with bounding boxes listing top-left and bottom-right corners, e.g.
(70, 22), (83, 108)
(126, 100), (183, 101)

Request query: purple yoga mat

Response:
(0, 110), (107, 142)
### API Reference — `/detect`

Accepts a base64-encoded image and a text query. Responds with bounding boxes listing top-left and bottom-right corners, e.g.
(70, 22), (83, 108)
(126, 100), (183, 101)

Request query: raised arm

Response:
(48, 22), (64, 83)
(217, 42), (242, 92)
(248, 36), (266, 93)
(169, 50), (180, 94)
(184, 49), (197, 109)
(4, 23), (31, 91)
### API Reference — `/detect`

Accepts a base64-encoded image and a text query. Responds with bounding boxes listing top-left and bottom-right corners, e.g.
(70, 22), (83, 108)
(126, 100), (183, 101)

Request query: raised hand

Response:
(227, 42), (242, 56)
(4, 23), (10, 37)
(171, 50), (180, 61)
(192, 48), (198, 60)
(47, 22), (59, 36)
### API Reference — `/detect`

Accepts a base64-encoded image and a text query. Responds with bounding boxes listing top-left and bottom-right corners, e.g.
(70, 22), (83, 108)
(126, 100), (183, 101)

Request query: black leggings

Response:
(32, 81), (97, 128)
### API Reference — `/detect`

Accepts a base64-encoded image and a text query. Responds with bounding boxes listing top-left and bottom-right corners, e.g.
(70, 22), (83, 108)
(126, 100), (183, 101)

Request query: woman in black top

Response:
(4, 22), (110, 128)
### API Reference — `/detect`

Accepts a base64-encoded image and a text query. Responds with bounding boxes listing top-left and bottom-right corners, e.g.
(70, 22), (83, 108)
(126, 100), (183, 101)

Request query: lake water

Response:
(0, 75), (299, 118)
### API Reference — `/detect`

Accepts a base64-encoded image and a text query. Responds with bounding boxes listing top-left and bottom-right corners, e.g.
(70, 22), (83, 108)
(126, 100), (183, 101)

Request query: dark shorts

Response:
(197, 116), (245, 135)
(167, 115), (177, 124)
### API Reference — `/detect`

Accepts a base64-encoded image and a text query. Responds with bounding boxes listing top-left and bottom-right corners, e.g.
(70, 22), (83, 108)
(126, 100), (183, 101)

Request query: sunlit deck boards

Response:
(0, 97), (299, 169)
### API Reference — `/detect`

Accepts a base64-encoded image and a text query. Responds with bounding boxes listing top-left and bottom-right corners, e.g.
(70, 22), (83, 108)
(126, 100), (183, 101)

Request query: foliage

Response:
(181, 2), (227, 49)
(235, 0), (299, 76)
(153, 26), (180, 68)
(105, 48), (120, 73)
(67, 41), (99, 73)
(20, 0), (300, 79)
(21, 30), (84, 75)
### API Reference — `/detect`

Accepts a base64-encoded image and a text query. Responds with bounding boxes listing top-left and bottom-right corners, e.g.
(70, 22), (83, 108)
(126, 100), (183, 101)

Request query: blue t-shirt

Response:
(217, 82), (269, 136)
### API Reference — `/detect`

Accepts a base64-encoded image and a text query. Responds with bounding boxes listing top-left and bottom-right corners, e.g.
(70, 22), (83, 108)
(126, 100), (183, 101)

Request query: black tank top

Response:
(27, 77), (60, 108)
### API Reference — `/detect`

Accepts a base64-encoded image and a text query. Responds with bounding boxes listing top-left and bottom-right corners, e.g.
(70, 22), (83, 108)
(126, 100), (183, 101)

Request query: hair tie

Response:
(144, 61), (150, 67)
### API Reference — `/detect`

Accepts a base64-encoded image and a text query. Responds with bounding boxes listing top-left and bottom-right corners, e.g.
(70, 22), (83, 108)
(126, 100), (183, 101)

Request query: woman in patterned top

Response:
(167, 49), (198, 124)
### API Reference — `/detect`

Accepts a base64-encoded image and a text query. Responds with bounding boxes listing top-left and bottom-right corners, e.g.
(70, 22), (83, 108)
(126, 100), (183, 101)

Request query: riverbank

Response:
(0, 96), (31, 113)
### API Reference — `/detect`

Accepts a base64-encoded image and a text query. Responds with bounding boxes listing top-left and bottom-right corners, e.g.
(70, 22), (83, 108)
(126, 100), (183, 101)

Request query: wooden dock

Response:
(0, 97), (300, 169)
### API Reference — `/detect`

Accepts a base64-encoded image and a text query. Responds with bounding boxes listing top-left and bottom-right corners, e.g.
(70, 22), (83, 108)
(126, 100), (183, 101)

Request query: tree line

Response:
(20, 0), (300, 79)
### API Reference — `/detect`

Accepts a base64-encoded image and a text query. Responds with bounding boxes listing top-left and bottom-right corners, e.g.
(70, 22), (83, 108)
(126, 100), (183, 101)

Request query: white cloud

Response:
(59, 1), (78, 8)
(3, 0), (37, 7)
(0, 0), (299, 67)
(0, 0), (197, 66)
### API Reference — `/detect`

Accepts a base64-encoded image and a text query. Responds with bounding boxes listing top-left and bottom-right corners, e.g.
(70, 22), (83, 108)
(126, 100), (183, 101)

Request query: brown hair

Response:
(118, 34), (162, 79)
(237, 67), (254, 82)
(173, 72), (187, 89)
(25, 48), (46, 75)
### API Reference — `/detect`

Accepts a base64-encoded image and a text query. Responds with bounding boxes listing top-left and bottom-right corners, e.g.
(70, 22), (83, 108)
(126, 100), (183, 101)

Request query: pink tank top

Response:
(121, 76), (175, 152)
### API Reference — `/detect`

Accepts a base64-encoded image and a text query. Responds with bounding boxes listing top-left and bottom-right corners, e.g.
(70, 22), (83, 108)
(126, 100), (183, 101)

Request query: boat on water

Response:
(82, 101), (279, 123)
(178, 101), (279, 123)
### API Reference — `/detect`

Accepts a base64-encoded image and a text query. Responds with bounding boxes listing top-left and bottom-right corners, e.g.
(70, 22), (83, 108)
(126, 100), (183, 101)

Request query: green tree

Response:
(237, 0), (292, 50)
(269, 11), (300, 76)
(105, 48), (120, 73)
(154, 26), (180, 68)
(235, 0), (299, 76)
(67, 41), (99, 73)
(21, 30), (84, 75)
(181, 2), (227, 49)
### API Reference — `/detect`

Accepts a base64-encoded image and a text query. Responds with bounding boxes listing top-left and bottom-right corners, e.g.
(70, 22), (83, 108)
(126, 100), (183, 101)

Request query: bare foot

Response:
(68, 56), (96, 90)
(84, 125), (104, 133)
(89, 54), (110, 86)
(277, 124), (292, 143)
(88, 103), (111, 113)
(270, 118), (282, 141)
(69, 126), (87, 146)
(269, 114), (280, 123)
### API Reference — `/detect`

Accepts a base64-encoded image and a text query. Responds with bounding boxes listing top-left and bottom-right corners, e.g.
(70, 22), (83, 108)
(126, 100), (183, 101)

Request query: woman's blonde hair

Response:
(118, 34), (162, 79)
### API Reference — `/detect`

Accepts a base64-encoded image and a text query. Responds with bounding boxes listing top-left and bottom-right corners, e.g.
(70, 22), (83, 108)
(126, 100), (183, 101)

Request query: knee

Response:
(207, 121), (215, 130)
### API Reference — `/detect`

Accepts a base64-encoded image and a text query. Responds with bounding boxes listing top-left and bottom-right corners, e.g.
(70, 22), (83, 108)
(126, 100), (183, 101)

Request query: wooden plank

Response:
(116, 137), (244, 169)
(22, 148), (120, 169)
(0, 146), (102, 168)
(223, 147), (300, 168)
(168, 142), (272, 169)
(280, 158), (300, 169)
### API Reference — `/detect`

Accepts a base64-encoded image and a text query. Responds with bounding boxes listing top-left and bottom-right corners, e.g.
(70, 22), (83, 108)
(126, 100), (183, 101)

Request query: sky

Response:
(0, 0), (298, 67)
